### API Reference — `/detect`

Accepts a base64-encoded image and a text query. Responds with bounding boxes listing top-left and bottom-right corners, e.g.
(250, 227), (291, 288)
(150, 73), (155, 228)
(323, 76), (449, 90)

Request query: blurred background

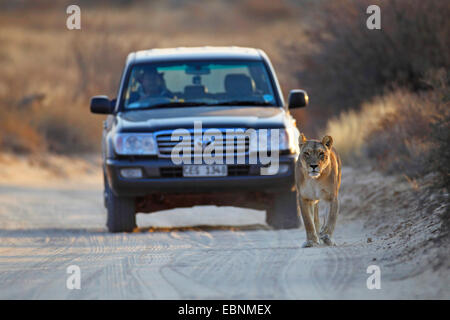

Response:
(0, 0), (448, 187)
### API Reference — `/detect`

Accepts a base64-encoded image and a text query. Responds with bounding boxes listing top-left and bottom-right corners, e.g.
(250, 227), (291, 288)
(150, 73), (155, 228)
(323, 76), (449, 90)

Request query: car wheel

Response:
(266, 189), (301, 229)
(103, 172), (108, 208)
(106, 182), (137, 233)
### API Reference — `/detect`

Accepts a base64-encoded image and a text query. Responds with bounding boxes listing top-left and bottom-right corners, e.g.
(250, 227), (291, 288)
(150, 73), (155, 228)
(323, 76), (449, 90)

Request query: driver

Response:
(138, 67), (174, 100)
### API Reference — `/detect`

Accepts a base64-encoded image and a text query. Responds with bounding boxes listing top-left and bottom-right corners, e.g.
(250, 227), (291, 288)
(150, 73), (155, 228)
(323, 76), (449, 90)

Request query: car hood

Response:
(116, 106), (291, 132)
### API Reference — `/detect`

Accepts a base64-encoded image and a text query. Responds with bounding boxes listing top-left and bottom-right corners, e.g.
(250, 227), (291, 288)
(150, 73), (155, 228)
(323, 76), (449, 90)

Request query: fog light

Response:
(120, 168), (143, 179)
(278, 164), (289, 174)
(259, 164), (289, 175)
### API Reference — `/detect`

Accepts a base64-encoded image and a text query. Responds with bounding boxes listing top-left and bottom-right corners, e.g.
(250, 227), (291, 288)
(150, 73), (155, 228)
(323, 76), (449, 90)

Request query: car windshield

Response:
(123, 60), (277, 110)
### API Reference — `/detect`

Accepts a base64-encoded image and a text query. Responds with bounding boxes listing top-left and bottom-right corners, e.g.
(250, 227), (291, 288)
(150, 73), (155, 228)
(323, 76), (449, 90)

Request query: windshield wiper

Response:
(131, 102), (209, 110)
(205, 101), (275, 106)
(127, 100), (275, 111)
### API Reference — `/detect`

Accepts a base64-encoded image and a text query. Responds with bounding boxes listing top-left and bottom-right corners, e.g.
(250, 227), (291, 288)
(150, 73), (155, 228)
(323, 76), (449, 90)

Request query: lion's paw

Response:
(302, 240), (320, 248)
(320, 234), (336, 246)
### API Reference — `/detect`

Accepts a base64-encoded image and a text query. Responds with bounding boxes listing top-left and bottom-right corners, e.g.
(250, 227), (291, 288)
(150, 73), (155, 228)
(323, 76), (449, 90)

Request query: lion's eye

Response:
(304, 152), (309, 157)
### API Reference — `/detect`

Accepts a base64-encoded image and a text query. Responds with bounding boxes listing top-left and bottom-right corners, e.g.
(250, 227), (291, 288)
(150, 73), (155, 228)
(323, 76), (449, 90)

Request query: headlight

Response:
(279, 128), (299, 153)
(114, 133), (157, 155)
(249, 129), (297, 153)
(278, 129), (290, 151)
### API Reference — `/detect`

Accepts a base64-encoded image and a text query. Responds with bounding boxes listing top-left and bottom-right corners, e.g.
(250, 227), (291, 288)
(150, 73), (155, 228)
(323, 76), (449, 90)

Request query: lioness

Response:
(296, 134), (342, 247)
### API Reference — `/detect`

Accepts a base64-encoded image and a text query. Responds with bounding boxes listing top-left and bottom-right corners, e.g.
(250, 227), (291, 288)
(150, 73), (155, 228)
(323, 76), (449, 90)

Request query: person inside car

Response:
(137, 67), (174, 100)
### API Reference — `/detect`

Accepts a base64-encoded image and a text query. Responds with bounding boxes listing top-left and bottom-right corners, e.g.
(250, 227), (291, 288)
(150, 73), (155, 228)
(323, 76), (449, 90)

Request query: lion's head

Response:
(298, 133), (333, 179)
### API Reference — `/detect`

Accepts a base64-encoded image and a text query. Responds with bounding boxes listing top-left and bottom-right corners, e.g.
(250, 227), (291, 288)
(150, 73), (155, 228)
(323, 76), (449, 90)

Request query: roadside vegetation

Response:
(305, 0), (449, 187)
(0, 0), (448, 194)
(326, 73), (449, 185)
(0, 0), (308, 154)
(307, 0), (449, 237)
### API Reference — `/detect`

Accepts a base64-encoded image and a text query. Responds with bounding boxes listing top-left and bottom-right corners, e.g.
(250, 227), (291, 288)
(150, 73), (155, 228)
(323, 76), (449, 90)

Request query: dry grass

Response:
(288, 0), (450, 132)
(0, 0), (309, 154)
(0, 152), (102, 186)
(0, 0), (448, 166)
(325, 70), (450, 186)
(324, 92), (398, 164)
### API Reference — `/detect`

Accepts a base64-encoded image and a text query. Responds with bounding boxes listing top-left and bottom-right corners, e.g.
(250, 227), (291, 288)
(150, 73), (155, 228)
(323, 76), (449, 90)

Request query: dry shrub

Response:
(0, 1), (305, 155)
(365, 71), (449, 179)
(34, 105), (101, 154)
(289, 0), (450, 131)
(323, 93), (397, 164)
(3, 0), (447, 158)
(240, 0), (293, 21)
(0, 7), (137, 155)
(365, 101), (436, 176)
(70, 34), (132, 99)
(0, 109), (45, 154)
(429, 109), (450, 188)
(325, 70), (450, 184)
(0, 102), (101, 155)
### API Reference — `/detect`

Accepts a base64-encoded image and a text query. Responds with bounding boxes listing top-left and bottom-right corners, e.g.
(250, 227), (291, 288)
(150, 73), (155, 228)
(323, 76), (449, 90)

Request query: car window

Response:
(123, 60), (277, 109)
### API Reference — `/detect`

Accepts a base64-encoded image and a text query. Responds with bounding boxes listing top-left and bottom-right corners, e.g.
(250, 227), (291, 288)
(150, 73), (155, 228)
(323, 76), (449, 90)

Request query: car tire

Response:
(106, 182), (137, 233)
(103, 172), (108, 208)
(266, 189), (301, 229)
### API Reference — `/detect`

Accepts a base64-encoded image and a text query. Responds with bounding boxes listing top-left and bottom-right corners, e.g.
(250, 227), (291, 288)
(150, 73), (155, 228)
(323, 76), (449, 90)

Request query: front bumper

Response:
(105, 155), (297, 197)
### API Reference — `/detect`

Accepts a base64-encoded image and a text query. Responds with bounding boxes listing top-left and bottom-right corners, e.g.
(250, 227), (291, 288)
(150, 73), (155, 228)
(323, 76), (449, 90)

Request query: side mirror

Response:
(90, 95), (114, 114)
(288, 90), (309, 109)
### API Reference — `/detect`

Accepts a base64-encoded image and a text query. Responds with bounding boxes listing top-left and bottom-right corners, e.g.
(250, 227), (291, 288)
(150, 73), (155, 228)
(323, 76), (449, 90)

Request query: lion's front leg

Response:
(319, 198), (339, 246)
(313, 203), (320, 234)
(299, 198), (320, 247)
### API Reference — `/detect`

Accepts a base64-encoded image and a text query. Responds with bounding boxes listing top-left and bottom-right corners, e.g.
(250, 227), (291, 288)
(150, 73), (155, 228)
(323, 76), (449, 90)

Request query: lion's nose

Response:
(310, 165), (318, 170)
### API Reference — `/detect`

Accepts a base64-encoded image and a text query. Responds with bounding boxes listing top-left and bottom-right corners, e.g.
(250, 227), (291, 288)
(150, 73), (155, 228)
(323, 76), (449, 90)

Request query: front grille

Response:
(155, 129), (250, 160)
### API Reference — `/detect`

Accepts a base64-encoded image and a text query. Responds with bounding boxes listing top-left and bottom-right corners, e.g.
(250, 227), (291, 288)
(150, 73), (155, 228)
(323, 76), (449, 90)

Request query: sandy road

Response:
(0, 167), (447, 299)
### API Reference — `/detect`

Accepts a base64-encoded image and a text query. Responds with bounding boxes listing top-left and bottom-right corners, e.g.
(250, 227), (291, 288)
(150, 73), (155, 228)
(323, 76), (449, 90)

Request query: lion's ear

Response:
(299, 133), (307, 146)
(322, 135), (333, 149)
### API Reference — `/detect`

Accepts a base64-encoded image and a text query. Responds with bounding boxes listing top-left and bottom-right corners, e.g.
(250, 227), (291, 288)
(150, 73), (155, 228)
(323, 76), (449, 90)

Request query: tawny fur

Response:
(295, 133), (342, 247)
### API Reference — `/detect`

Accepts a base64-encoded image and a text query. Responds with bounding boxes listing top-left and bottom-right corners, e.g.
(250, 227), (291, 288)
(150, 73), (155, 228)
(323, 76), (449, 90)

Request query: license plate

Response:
(182, 165), (227, 177)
